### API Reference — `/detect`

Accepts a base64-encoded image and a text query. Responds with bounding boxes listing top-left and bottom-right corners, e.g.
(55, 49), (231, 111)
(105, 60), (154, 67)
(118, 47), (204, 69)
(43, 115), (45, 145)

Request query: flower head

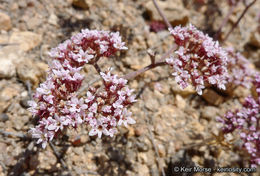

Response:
(166, 24), (228, 95)
(28, 29), (133, 148)
(86, 70), (136, 138)
(225, 47), (255, 89)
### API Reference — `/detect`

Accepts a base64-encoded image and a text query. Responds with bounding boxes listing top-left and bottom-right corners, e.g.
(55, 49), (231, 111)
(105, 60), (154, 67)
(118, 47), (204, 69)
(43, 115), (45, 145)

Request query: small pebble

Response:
(136, 138), (149, 152)
(0, 113), (9, 122)
(20, 97), (30, 108)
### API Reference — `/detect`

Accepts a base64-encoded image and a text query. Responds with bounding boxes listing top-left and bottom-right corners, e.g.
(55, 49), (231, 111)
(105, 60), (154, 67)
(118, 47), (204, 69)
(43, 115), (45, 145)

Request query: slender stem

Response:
(49, 141), (69, 171)
(90, 56), (102, 74)
(214, 2), (238, 40)
(26, 80), (32, 100)
(152, 0), (173, 29)
(145, 110), (166, 176)
(223, 0), (257, 41)
(0, 43), (19, 48)
(123, 61), (166, 80)
(123, 44), (177, 80)
(147, 49), (156, 65)
(0, 129), (28, 139)
(92, 0), (176, 81)
(93, 63), (101, 74)
(9, 141), (35, 175)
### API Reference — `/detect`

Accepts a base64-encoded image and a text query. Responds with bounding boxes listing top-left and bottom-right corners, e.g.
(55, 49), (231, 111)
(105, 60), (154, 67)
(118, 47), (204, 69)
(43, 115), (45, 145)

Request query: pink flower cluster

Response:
(225, 47), (255, 88)
(217, 75), (260, 167)
(49, 29), (127, 61)
(87, 70), (136, 138)
(166, 24), (228, 95)
(28, 29), (136, 148)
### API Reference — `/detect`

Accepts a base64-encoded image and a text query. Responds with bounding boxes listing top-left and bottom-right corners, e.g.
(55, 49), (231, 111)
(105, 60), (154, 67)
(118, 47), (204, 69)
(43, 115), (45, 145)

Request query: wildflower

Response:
(218, 75), (260, 167)
(166, 24), (228, 95)
(28, 29), (133, 148)
(85, 70), (136, 138)
(225, 47), (255, 89)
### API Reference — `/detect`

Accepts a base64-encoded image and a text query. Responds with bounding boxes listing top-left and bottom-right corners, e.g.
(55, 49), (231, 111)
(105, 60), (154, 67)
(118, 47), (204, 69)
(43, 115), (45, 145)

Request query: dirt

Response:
(0, 0), (259, 175)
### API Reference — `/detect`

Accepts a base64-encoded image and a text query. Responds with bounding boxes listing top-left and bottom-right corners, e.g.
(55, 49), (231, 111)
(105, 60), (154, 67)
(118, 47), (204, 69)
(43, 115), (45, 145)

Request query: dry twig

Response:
(223, 0), (257, 41)
(144, 109), (166, 176)
(123, 44), (176, 80)
(49, 141), (70, 172)
(213, 0), (242, 40)
(9, 141), (35, 176)
(0, 130), (28, 139)
(152, 0), (173, 29)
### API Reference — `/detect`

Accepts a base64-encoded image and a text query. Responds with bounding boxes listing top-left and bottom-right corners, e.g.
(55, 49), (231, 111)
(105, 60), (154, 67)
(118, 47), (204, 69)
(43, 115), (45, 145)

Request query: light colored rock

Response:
(192, 155), (203, 165)
(0, 44), (24, 59)
(48, 13), (58, 26)
(144, 0), (189, 26)
(0, 53), (28, 85)
(0, 84), (20, 113)
(80, 134), (89, 144)
(126, 55), (150, 71)
(134, 124), (146, 137)
(26, 16), (42, 30)
(16, 59), (48, 88)
(9, 31), (42, 51)
(145, 97), (159, 111)
(0, 34), (9, 43)
(169, 79), (196, 96)
(0, 45), (24, 78)
(125, 170), (136, 176)
(175, 94), (186, 109)
(38, 150), (57, 170)
(0, 166), (4, 176)
(201, 106), (219, 120)
(190, 121), (205, 134)
(135, 163), (150, 176)
(0, 59), (16, 78)
(0, 85), (20, 102)
(127, 126), (135, 138)
(156, 105), (180, 120)
(146, 31), (159, 48)
(157, 143), (166, 157)
(233, 86), (251, 98)
(0, 12), (12, 31)
(166, 141), (176, 155)
(138, 152), (148, 164)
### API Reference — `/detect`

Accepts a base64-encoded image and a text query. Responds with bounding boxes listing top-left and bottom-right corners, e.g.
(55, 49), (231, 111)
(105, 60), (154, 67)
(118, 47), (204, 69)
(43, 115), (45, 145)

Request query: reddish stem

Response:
(214, 1), (239, 40)
(123, 45), (177, 80)
(223, 0), (257, 41)
(123, 61), (166, 80)
(122, 1), (176, 81)
(94, 63), (102, 74)
(152, 0), (173, 29)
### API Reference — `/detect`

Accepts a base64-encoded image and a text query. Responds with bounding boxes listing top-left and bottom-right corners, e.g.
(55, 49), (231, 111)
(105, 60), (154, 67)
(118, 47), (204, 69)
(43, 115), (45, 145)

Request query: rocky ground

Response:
(0, 0), (259, 175)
